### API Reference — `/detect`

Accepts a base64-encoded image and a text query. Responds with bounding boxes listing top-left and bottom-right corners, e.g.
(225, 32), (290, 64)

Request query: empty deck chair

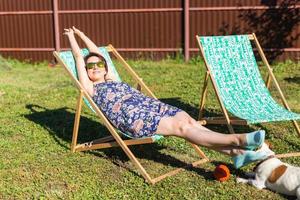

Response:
(196, 33), (300, 158)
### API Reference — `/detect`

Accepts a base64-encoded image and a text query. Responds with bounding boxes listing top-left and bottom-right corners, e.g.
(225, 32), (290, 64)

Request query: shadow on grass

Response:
(24, 101), (262, 182)
(255, 123), (300, 151)
(24, 104), (216, 181)
(284, 76), (300, 85)
(24, 104), (111, 150)
(159, 97), (200, 119)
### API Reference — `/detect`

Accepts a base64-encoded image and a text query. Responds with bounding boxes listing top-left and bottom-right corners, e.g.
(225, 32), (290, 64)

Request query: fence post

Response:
(184, 0), (190, 62)
(53, 0), (60, 51)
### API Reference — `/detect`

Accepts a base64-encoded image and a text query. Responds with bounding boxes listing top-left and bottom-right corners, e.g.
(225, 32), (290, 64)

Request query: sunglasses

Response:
(86, 61), (106, 69)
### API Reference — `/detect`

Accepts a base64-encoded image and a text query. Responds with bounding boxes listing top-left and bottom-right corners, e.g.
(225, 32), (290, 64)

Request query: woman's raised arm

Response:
(64, 28), (94, 95)
(72, 26), (99, 53)
(72, 26), (116, 81)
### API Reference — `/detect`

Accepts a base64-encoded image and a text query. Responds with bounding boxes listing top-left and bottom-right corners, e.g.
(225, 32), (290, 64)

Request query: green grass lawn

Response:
(0, 56), (299, 199)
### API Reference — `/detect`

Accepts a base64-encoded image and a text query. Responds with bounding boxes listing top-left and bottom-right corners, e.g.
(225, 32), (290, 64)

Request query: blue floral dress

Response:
(92, 81), (182, 138)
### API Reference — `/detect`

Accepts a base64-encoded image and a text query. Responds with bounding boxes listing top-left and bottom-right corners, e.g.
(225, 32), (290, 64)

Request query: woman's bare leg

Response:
(209, 146), (245, 156)
(156, 111), (247, 149)
(156, 112), (268, 166)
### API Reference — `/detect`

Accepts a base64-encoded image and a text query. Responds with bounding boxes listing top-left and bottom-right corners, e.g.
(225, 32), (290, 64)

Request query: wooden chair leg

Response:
(74, 134), (210, 184)
(74, 137), (155, 152)
(150, 142), (210, 184)
(190, 143), (209, 160)
(292, 120), (300, 136)
(150, 158), (209, 184)
(71, 91), (83, 153)
(265, 73), (272, 89)
(103, 129), (154, 183)
(198, 71), (210, 120)
(92, 135), (115, 143)
(253, 33), (299, 137)
(276, 152), (300, 158)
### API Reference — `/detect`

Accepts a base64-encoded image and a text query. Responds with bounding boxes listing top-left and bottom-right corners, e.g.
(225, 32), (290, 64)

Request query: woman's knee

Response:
(172, 114), (195, 137)
(156, 111), (196, 137)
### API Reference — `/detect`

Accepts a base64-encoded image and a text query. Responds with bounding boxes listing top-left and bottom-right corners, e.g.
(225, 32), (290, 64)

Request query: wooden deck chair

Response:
(53, 45), (209, 184)
(196, 33), (300, 158)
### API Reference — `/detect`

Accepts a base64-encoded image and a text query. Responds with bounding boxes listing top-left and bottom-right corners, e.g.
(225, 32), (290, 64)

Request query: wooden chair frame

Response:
(196, 33), (300, 158)
(53, 45), (209, 184)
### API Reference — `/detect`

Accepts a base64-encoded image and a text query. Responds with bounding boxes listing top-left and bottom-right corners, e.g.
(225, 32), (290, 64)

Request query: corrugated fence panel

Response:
(59, 0), (182, 10)
(0, 0), (53, 61)
(0, 0), (51, 11)
(190, 0), (300, 60)
(60, 12), (182, 48)
(0, 15), (53, 48)
(59, 0), (183, 59)
(190, 0), (287, 7)
(1, 52), (53, 62)
(190, 10), (266, 42)
(0, 0), (299, 61)
(0, 14), (54, 61)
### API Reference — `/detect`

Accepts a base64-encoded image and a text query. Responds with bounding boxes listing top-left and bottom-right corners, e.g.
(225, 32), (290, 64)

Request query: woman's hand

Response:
(72, 26), (84, 36)
(63, 28), (74, 37)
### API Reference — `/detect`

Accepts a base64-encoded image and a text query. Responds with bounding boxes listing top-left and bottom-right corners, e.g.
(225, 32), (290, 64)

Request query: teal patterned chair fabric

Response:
(198, 35), (300, 123)
(58, 47), (164, 141)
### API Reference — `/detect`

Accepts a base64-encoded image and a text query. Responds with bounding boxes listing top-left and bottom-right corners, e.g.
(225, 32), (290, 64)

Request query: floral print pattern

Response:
(92, 82), (181, 138)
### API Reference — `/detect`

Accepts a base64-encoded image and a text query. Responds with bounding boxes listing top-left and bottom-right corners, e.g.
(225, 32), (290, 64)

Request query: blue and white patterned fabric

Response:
(198, 35), (300, 123)
(92, 81), (181, 138)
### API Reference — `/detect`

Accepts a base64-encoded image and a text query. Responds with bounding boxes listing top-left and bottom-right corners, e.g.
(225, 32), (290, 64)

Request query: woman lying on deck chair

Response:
(64, 26), (271, 169)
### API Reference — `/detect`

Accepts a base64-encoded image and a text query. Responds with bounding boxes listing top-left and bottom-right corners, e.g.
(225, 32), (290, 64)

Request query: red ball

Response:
(213, 164), (230, 182)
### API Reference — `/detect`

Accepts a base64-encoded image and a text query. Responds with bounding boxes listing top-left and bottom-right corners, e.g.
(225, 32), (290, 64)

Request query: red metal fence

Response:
(0, 0), (299, 62)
